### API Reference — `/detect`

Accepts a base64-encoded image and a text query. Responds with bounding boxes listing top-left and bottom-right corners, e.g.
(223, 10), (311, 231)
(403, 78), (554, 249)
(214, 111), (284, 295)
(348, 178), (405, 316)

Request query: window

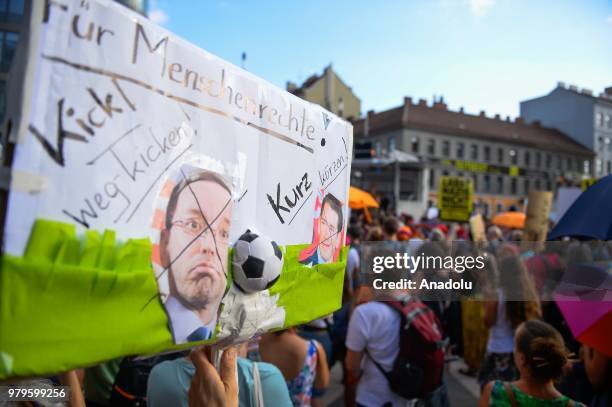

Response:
(557, 156), (562, 170)
(546, 179), (552, 191)
(484, 175), (490, 192)
(584, 160), (590, 175)
(596, 112), (604, 127)
(523, 178), (530, 195)
(457, 142), (465, 159)
(511, 178), (517, 195)
(411, 136), (420, 153)
(0, 0), (24, 22)
(509, 149), (517, 165)
(546, 154), (552, 168)
(606, 115), (612, 129)
(497, 176), (503, 194)
(497, 148), (503, 164)
(524, 151), (531, 167)
(442, 140), (450, 157)
(429, 169), (435, 189)
(596, 158), (602, 174)
(470, 144), (478, 160)
(0, 31), (19, 72)
(374, 141), (382, 157)
(388, 136), (396, 152)
(427, 139), (435, 155)
(535, 178), (541, 190)
(608, 161), (611, 174)
(472, 175), (478, 192)
(484, 146), (490, 161)
(535, 152), (541, 168)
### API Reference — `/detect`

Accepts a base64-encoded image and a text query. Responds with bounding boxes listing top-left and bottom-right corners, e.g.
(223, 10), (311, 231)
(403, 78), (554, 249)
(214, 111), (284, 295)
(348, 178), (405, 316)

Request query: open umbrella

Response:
(349, 186), (379, 210)
(554, 263), (612, 357)
(549, 174), (612, 240)
(492, 211), (526, 229)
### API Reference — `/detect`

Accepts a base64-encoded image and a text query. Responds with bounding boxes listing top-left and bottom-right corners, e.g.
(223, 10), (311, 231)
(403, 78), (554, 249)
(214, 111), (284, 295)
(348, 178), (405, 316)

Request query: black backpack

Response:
(109, 351), (188, 406)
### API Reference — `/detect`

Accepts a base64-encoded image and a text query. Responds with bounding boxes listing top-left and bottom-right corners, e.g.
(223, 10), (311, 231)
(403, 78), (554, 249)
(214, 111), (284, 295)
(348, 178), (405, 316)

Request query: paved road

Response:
(321, 358), (480, 406)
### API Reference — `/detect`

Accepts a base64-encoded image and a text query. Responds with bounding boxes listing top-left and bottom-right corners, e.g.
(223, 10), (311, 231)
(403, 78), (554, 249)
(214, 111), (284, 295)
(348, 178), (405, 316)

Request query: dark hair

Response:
(165, 169), (231, 229)
(516, 320), (568, 382)
(347, 225), (363, 241)
(383, 217), (399, 237)
(321, 193), (343, 232)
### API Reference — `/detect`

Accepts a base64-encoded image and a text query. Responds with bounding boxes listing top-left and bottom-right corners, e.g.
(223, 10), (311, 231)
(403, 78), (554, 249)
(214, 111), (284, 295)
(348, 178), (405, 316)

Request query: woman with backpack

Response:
(478, 254), (542, 388)
(479, 319), (585, 406)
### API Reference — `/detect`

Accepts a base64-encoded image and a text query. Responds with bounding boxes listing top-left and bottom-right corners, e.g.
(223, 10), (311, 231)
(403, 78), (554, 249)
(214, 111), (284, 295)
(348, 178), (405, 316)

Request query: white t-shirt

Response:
(346, 302), (414, 407)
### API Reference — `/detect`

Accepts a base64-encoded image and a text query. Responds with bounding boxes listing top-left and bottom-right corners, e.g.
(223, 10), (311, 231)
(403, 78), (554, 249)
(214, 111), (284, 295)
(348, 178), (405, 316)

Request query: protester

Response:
(460, 255), (497, 377)
(84, 359), (121, 407)
(147, 345), (292, 407)
(345, 289), (412, 406)
(345, 256), (449, 407)
(187, 347), (238, 407)
(479, 320), (585, 406)
(382, 217), (399, 241)
(479, 255), (542, 388)
(259, 328), (329, 407)
(582, 345), (612, 406)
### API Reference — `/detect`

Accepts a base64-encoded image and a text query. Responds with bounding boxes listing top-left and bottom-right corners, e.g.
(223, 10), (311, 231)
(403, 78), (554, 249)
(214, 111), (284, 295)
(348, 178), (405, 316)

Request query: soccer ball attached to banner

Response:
(232, 230), (283, 293)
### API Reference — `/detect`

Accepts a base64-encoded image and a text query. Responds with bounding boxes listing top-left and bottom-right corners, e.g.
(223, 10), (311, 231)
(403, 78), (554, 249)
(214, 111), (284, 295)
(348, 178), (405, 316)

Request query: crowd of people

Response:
(5, 208), (612, 407)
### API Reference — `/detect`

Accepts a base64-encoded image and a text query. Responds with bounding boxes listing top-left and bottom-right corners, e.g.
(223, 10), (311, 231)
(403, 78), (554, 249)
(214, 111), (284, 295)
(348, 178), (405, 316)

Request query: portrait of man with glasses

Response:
(159, 168), (233, 344)
(300, 192), (344, 266)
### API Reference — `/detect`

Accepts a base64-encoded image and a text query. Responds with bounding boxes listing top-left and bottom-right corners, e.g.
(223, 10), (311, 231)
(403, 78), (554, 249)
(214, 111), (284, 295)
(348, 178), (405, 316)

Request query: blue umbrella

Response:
(549, 175), (612, 240)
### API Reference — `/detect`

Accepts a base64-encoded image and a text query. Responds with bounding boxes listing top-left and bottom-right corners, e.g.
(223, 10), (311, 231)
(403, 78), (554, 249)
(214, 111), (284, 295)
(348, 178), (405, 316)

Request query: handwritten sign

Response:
(523, 190), (553, 243)
(0, 0), (352, 377)
(438, 176), (473, 222)
(469, 214), (487, 242)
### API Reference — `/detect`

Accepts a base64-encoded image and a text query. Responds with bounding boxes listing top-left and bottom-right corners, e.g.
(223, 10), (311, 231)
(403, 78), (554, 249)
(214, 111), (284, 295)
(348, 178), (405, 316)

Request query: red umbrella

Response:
(554, 264), (612, 357)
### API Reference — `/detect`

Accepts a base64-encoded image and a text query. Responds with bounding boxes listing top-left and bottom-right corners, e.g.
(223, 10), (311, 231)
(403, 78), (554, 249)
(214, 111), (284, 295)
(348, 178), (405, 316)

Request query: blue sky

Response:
(149, 0), (612, 119)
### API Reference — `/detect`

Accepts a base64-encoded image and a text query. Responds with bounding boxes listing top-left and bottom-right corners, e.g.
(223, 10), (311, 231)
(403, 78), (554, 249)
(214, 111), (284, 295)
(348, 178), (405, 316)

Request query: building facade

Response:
(520, 83), (612, 177)
(354, 97), (594, 217)
(287, 64), (361, 121)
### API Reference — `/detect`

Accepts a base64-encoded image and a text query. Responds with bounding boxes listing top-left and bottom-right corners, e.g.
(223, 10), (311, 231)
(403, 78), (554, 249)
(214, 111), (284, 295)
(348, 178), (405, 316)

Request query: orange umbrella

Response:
(349, 186), (379, 210)
(492, 211), (526, 229)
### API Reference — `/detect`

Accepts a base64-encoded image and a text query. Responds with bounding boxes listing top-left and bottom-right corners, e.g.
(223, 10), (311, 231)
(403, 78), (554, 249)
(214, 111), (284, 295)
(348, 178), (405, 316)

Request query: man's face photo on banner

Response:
(159, 168), (233, 343)
(318, 194), (343, 263)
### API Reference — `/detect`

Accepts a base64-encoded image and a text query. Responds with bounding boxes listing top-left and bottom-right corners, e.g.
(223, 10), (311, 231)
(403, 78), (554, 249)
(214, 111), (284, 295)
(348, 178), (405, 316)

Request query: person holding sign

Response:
(299, 193), (344, 266)
(160, 169), (233, 344)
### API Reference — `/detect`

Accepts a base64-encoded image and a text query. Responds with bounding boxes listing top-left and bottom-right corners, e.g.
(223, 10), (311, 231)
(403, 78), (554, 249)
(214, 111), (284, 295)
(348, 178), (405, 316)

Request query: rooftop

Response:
(353, 97), (594, 157)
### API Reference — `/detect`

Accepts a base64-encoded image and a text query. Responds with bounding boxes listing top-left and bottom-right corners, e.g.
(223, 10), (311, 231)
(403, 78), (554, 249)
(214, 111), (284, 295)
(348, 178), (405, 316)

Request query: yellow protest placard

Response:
(438, 176), (473, 222)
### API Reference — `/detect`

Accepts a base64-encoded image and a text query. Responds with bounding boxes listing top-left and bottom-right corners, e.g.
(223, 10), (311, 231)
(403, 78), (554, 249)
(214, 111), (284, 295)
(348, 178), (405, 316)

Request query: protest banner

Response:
(469, 214), (487, 242)
(0, 0), (352, 378)
(438, 176), (473, 222)
(522, 190), (553, 243)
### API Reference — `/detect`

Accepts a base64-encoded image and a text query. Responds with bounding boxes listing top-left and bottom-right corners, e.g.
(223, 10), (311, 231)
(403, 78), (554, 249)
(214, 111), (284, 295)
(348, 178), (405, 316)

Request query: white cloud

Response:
(470, 0), (496, 17)
(607, 15), (612, 24)
(149, 8), (169, 25)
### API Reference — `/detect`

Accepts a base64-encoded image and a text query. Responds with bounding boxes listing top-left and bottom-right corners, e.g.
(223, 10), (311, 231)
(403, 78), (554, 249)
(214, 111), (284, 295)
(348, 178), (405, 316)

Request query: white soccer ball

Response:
(232, 230), (283, 293)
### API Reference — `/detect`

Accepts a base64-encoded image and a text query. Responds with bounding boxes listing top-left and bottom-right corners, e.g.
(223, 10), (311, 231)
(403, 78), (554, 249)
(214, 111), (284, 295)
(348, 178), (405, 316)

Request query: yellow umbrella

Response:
(349, 186), (379, 209)
(492, 211), (526, 229)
